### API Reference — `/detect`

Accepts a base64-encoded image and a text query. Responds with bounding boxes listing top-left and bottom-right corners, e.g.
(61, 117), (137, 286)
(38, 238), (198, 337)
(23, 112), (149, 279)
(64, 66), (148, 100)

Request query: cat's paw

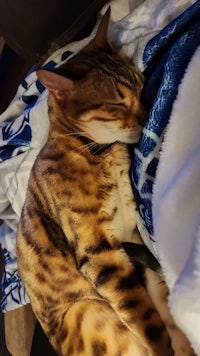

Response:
(57, 298), (151, 356)
(167, 323), (194, 356)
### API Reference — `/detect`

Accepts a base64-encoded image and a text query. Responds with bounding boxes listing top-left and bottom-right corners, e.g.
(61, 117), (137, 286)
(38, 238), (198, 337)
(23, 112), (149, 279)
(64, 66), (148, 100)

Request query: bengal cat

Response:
(17, 8), (193, 356)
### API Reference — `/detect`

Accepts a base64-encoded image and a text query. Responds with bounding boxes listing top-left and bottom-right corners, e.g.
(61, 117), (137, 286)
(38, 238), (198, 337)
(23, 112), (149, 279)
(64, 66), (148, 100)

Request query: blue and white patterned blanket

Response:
(0, 0), (200, 352)
(132, 0), (200, 251)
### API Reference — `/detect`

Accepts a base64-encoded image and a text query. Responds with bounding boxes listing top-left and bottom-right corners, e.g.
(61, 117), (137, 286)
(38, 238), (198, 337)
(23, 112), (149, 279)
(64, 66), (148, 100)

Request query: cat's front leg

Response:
(17, 218), (148, 356)
(77, 243), (173, 356)
(145, 268), (195, 356)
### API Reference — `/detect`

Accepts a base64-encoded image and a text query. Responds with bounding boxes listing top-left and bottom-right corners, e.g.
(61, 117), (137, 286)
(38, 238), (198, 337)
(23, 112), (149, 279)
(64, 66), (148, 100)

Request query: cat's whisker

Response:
(92, 143), (111, 155)
(63, 131), (93, 138)
(65, 142), (97, 168)
(80, 141), (97, 151)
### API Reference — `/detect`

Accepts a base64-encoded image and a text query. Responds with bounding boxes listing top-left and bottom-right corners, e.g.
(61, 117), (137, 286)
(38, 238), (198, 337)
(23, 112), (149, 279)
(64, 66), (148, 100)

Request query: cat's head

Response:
(37, 7), (146, 145)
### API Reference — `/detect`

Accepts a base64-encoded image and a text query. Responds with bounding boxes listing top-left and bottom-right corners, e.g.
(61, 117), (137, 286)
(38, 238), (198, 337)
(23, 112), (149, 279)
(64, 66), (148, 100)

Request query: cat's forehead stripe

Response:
(70, 50), (140, 93)
(98, 66), (135, 92)
(98, 54), (139, 91)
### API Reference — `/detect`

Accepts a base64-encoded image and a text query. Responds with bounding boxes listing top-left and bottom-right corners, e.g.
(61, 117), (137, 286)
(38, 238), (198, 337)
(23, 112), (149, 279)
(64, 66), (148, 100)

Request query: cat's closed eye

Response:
(101, 102), (128, 119)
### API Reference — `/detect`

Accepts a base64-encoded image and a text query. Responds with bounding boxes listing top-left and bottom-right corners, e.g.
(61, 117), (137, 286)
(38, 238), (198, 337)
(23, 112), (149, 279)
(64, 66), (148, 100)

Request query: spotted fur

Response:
(17, 8), (193, 356)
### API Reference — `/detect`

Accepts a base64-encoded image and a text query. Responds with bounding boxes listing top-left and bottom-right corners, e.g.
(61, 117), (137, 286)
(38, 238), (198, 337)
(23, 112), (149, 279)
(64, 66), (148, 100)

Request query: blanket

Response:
(153, 45), (200, 353)
(133, 1), (200, 352)
(115, 2), (200, 351)
(0, 0), (199, 352)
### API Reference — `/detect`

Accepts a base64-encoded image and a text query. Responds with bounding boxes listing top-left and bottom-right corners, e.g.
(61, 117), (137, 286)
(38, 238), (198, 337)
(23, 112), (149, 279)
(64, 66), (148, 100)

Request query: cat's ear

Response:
(93, 6), (111, 47)
(37, 69), (74, 101)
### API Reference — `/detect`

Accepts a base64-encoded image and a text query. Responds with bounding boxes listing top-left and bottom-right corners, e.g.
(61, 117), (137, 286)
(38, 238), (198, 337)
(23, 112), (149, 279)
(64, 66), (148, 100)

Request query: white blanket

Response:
(153, 45), (200, 354)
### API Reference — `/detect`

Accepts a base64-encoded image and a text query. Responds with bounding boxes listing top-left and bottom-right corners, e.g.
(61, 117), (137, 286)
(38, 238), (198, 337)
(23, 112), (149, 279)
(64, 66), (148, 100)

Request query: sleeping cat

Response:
(17, 8), (193, 356)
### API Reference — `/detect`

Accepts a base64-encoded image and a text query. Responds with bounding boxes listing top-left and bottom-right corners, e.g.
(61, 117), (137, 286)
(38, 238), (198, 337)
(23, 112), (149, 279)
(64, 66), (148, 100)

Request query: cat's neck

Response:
(48, 114), (113, 156)
(77, 134), (114, 156)
(48, 128), (115, 157)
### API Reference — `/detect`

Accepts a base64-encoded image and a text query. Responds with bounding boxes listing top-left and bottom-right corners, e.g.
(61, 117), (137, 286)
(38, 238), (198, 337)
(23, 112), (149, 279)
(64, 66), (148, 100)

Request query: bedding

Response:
(0, 0), (200, 353)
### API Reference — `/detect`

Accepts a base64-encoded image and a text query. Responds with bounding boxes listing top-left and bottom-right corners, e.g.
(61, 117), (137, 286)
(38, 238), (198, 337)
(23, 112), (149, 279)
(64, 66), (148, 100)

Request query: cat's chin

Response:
(124, 137), (141, 144)
(118, 132), (142, 145)
(93, 135), (141, 145)
(93, 130), (142, 145)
